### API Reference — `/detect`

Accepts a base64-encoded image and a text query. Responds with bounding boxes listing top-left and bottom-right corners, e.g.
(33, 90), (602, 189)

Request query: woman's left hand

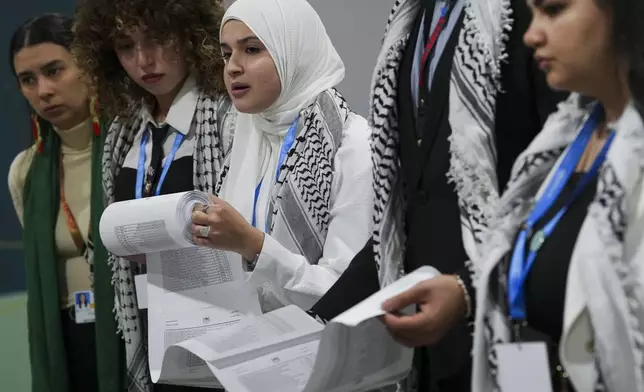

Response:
(192, 195), (264, 260)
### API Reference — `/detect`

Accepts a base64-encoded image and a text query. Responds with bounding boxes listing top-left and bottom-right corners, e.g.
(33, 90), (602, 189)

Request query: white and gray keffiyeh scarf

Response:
(368, 0), (512, 288)
(102, 91), (235, 391)
(473, 94), (644, 392)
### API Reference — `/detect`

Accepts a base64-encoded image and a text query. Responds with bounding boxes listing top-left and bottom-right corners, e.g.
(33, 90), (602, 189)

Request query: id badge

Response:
(496, 342), (553, 392)
(74, 290), (96, 324)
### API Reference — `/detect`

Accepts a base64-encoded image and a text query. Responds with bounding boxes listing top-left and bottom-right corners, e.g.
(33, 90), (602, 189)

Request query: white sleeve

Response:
(247, 113), (374, 310)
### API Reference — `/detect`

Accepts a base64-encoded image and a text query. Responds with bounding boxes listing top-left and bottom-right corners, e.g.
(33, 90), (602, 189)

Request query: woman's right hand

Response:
(124, 254), (146, 264)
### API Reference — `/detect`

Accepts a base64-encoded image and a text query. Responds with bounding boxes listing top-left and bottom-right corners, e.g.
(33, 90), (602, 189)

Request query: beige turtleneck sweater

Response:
(8, 118), (93, 309)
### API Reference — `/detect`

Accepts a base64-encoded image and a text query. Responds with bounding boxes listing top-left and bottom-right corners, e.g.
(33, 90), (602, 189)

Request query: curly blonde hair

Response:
(72, 0), (226, 118)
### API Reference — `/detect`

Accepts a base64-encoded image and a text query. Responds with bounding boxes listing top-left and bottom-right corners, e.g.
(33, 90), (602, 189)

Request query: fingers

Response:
(209, 195), (224, 205)
(192, 235), (210, 247)
(381, 311), (429, 336)
(192, 209), (209, 225)
(192, 198), (225, 224)
(381, 312), (437, 347)
(382, 280), (431, 312)
(192, 202), (206, 213)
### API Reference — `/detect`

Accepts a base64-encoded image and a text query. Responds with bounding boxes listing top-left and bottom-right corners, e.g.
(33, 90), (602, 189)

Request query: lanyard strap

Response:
(507, 105), (615, 321)
(251, 117), (299, 231)
(419, 4), (451, 88)
(59, 151), (89, 254)
(135, 128), (185, 199)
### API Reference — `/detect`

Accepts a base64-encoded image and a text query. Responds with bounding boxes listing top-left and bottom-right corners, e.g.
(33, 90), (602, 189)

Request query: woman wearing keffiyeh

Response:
(470, 0), (644, 390)
(308, 0), (564, 390)
(72, 0), (234, 390)
(191, 0), (374, 315)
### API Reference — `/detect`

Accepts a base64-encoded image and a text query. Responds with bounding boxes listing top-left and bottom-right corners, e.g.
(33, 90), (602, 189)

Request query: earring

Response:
(90, 96), (100, 136)
(31, 115), (43, 153)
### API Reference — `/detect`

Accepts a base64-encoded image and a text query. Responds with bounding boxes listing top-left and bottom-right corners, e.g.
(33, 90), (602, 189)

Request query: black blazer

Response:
(311, 0), (566, 384)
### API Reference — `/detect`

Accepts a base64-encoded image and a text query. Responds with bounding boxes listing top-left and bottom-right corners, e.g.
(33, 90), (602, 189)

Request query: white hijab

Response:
(220, 0), (345, 230)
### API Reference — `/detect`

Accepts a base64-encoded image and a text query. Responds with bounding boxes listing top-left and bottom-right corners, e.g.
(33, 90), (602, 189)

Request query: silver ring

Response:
(198, 225), (211, 238)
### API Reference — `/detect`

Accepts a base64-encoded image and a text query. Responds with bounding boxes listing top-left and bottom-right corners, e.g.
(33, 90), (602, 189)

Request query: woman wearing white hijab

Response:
(191, 0), (373, 312)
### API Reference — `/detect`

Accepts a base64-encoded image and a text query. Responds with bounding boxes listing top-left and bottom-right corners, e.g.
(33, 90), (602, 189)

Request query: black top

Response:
(524, 172), (598, 341)
(502, 173), (598, 392)
(113, 126), (194, 203)
(308, 0), (565, 340)
(113, 125), (195, 279)
(396, 0), (565, 384)
(395, 8), (475, 386)
(311, 0), (565, 388)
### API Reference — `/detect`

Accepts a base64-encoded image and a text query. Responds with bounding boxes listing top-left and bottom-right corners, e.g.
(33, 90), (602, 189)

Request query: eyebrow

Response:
(220, 35), (261, 49)
(16, 60), (62, 79)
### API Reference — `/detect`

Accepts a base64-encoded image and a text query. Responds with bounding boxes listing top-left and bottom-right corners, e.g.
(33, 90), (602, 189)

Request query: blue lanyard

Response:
(507, 105), (615, 321)
(251, 117), (299, 231)
(135, 128), (185, 199)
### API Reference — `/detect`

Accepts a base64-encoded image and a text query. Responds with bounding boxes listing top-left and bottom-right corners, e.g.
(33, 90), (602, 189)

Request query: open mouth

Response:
(230, 82), (250, 98)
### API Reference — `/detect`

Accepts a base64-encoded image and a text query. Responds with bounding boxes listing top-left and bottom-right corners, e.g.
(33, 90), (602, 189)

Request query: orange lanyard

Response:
(59, 151), (90, 254)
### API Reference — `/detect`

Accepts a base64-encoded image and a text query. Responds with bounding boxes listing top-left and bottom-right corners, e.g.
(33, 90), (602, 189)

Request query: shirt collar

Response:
(142, 76), (199, 135)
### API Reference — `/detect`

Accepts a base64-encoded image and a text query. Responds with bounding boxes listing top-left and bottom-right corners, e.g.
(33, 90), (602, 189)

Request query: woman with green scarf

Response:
(8, 13), (124, 392)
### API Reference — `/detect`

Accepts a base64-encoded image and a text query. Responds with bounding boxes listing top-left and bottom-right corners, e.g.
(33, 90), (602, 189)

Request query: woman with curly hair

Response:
(8, 13), (123, 392)
(72, 0), (234, 390)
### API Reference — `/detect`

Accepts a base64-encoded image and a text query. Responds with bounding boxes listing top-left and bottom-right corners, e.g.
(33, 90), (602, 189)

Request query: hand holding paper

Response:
(191, 195), (265, 260)
(99, 191), (262, 388)
(381, 274), (468, 347)
(99, 191), (210, 256)
(158, 266), (440, 392)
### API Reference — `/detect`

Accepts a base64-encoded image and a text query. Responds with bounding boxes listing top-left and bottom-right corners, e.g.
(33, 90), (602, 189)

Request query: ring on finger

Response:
(198, 225), (211, 238)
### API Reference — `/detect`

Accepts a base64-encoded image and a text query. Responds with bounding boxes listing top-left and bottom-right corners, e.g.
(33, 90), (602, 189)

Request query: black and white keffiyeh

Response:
(367, 1), (512, 390)
(216, 88), (352, 310)
(102, 92), (235, 391)
(472, 94), (644, 391)
(368, 0), (511, 283)
(217, 0), (353, 311)
(103, 86), (352, 390)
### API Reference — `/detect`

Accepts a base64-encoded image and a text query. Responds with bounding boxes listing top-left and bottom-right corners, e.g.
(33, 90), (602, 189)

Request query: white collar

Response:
(142, 76), (199, 135)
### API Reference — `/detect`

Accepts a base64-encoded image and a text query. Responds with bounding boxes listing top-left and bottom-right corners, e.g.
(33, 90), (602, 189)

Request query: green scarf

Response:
(22, 117), (125, 392)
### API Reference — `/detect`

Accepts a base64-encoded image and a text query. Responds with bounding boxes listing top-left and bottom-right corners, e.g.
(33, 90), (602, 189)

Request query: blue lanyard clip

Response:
(135, 127), (185, 199)
(251, 116), (300, 231)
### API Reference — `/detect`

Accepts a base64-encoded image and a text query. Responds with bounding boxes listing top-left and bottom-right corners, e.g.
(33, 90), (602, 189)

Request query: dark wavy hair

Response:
(9, 13), (74, 75)
(72, 0), (226, 118)
(9, 13), (76, 145)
